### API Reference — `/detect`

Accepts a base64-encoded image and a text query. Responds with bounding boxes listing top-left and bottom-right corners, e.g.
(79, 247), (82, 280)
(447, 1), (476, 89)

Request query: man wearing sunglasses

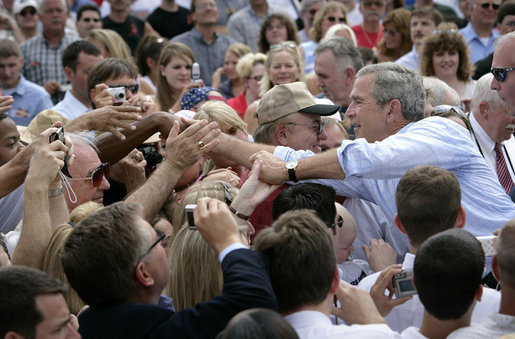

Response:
(490, 31), (515, 106)
(460, 0), (501, 64)
(75, 4), (102, 39)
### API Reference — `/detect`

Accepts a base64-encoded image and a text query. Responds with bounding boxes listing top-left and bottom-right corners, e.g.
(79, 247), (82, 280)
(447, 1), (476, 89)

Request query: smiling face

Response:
(346, 73), (390, 142)
(280, 112), (327, 153)
(267, 50), (300, 85)
(192, 0), (219, 26)
(432, 49), (459, 78)
(265, 18), (288, 46)
(223, 52), (239, 80)
(470, 0), (500, 27)
(160, 55), (192, 92)
(0, 117), (24, 166)
(320, 9), (346, 38)
(481, 101), (515, 144)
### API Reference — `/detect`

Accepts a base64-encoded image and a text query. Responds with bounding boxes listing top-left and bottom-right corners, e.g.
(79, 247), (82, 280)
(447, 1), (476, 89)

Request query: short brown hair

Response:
(253, 209), (336, 313)
(87, 57), (138, 102)
(61, 202), (145, 307)
(0, 39), (21, 59)
(258, 13), (300, 53)
(395, 165), (461, 247)
(497, 219), (515, 288)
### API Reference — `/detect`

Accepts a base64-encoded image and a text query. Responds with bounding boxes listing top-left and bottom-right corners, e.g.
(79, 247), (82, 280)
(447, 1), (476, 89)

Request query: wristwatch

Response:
(286, 160), (299, 182)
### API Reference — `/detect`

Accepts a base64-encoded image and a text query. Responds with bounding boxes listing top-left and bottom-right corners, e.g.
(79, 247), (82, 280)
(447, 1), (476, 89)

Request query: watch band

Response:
(288, 167), (298, 182)
(229, 206), (251, 220)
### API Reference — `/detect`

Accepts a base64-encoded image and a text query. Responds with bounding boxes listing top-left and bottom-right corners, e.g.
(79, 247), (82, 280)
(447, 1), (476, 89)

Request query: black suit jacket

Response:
(78, 248), (276, 338)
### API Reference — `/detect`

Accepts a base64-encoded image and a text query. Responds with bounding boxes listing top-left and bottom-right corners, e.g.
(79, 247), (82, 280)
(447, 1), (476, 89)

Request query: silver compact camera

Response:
(392, 269), (417, 298)
(185, 204), (197, 230)
(107, 87), (126, 105)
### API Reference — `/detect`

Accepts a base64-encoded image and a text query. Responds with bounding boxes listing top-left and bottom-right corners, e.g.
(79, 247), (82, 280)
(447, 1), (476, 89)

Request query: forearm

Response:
(95, 112), (178, 164)
(215, 134), (275, 168)
(12, 182), (51, 269)
(297, 149), (346, 180)
(124, 161), (183, 221)
(0, 145), (35, 197)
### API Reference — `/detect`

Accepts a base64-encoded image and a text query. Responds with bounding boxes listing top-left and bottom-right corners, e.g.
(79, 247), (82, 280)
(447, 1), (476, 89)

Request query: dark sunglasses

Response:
(491, 67), (515, 82)
(248, 74), (263, 81)
(109, 83), (139, 95)
(69, 162), (110, 187)
(480, 2), (500, 10)
(19, 7), (36, 16)
(82, 17), (101, 22)
(327, 16), (346, 23)
(328, 216), (344, 236)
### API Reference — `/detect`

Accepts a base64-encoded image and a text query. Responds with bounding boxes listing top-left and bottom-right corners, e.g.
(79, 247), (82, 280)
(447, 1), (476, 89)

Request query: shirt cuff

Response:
(219, 242), (247, 262)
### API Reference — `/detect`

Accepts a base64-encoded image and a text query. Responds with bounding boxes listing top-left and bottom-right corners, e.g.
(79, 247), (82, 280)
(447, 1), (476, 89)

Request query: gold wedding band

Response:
(198, 140), (205, 148)
(134, 153), (142, 161)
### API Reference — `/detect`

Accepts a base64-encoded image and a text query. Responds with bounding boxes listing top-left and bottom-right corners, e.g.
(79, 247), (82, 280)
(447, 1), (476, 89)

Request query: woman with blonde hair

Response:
(195, 101), (249, 177)
(156, 42), (198, 112)
(300, 1), (348, 74)
(377, 8), (411, 63)
(244, 42), (305, 133)
(419, 22), (476, 112)
(258, 13), (300, 54)
(227, 52), (267, 118)
(211, 43), (252, 99)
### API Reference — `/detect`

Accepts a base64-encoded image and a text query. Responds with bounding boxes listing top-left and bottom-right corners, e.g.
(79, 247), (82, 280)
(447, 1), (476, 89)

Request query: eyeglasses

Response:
(480, 2), (500, 10)
(136, 229), (170, 263)
(19, 7), (36, 16)
(248, 74), (263, 81)
(491, 67), (515, 82)
(383, 29), (398, 37)
(432, 28), (458, 35)
(327, 16), (346, 23)
(284, 121), (325, 135)
(328, 216), (344, 235)
(197, 2), (216, 9)
(68, 163), (110, 187)
(109, 83), (139, 95)
(270, 41), (297, 50)
(82, 17), (101, 22)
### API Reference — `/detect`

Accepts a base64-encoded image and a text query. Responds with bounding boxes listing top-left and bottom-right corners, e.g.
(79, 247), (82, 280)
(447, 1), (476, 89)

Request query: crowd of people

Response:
(0, 0), (514, 337)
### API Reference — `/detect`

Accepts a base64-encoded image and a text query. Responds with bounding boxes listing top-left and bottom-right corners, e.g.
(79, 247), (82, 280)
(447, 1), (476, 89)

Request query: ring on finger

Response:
(134, 153), (142, 161)
(198, 140), (205, 148)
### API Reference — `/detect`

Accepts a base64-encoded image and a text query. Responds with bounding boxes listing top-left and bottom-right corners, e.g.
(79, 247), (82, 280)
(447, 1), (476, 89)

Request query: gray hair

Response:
(356, 62), (425, 122)
(422, 77), (460, 107)
(471, 73), (506, 114)
(67, 132), (99, 154)
(315, 37), (363, 73)
(253, 116), (291, 145)
(40, 0), (67, 13)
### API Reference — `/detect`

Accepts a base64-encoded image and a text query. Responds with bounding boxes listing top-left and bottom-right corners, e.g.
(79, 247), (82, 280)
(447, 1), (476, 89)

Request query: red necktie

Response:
(495, 143), (514, 194)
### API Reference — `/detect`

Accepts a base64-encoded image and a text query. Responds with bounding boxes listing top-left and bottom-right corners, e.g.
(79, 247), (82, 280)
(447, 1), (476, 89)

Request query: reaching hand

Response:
(0, 95), (13, 114)
(77, 105), (143, 140)
(362, 239), (398, 272)
(369, 264), (412, 317)
(249, 151), (289, 185)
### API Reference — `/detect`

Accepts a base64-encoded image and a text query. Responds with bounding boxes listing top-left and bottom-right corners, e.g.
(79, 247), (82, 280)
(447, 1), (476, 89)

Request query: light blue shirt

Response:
(395, 46), (419, 72)
(3, 75), (53, 126)
(460, 22), (499, 64)
(274, 116), (515, 238)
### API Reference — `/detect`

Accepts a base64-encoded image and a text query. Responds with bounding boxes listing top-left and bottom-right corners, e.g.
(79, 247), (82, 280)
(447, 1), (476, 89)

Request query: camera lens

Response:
(117, 92), (124, 99)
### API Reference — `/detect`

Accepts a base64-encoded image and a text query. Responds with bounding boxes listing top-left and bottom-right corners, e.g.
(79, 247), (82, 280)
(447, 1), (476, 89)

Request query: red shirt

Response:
(227, 91), (247, 119)
(352, 24), (384, 50)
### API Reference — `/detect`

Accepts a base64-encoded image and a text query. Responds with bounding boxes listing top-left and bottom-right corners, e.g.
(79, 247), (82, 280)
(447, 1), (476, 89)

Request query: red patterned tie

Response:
(495, 143), (514, 194)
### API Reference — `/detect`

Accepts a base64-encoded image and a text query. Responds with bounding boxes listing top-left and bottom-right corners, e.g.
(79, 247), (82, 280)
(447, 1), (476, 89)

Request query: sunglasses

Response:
(19, 7), (36, 16)
(327, 16), (346, 23)
(109, 83), (139, 95)
(248, 74), (263, 81)
(480, 2), (500, 10)
(328, 216), (344, 236)
(432, 28), (458, 35)
(82, 17), (101, 22)
(270, 41), (297, 50)
(491, 67), (515, 82)
(68, 163), (110, 187)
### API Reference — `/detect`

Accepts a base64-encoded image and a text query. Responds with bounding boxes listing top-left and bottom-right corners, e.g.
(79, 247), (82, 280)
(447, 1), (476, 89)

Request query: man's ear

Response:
(386, 99), (402, 119)
(275, 124), (289, 146)
(479, 102), (489, 120)
(454, 206), (466, 229)
(134, 262), (155, 287)
(474, 284), (483, 302)
(329, 266), (340, 294)
(4, 331), (24, 339)
(64, 66), (74, 82)
(394, 214), (407, 235)
(344, 67), (355, 85)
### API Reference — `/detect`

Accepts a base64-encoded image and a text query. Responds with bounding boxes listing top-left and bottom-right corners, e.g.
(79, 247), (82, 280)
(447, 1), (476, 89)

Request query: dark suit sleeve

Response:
(150, 248), (277, 339)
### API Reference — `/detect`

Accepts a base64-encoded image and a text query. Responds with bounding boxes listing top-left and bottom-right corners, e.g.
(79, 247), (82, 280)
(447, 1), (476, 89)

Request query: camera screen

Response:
(398, 279), (415, 292)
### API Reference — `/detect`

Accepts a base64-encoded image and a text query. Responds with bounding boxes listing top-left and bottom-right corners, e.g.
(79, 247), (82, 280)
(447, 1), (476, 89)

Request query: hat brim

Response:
(298, 104), (340, 116)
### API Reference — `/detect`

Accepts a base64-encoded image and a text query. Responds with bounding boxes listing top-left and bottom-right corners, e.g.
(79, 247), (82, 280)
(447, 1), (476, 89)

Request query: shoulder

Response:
(171, 31), (192, 42)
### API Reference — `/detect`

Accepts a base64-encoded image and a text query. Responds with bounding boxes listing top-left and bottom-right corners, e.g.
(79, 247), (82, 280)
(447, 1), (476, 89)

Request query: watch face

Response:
(286, 160), (298, 169)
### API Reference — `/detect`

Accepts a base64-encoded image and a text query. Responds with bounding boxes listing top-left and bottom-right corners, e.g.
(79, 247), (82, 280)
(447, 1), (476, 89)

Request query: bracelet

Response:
(229, 206), (250, 221)
(48, 187), (63, 197)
